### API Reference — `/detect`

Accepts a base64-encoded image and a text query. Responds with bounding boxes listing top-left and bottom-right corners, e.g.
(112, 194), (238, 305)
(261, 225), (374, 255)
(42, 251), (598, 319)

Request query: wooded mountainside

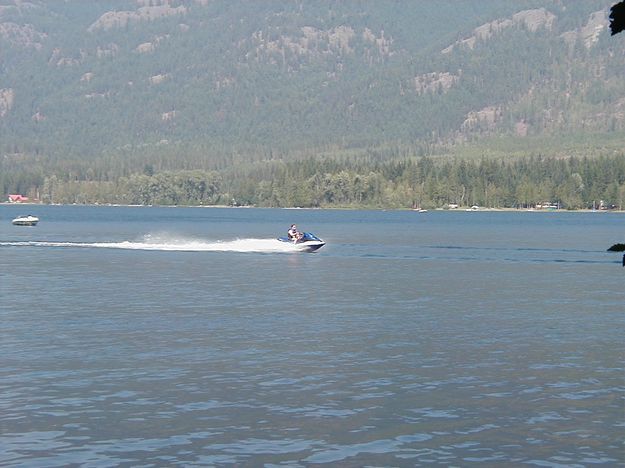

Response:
(1, 0), (624, 209)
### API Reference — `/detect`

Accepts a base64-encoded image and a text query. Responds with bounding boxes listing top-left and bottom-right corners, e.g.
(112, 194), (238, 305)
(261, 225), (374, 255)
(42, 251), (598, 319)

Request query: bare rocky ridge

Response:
(0, 22), (46, 48)
(87, 5), (187, 32)
(0, 88), (15, 117)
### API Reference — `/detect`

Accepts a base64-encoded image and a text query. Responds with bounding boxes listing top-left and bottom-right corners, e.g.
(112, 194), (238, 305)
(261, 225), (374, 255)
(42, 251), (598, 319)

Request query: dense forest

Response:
(1, 1), (623, 209)
(5, 154), (624, 211)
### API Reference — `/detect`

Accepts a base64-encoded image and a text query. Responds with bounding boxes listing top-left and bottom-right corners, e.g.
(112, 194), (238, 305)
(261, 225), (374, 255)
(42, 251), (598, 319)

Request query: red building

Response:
(7, 194), (29, 203)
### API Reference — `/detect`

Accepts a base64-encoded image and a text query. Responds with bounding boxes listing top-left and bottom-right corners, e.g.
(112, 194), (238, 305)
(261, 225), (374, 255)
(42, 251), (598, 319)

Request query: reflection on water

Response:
(1, 206), (623, 465)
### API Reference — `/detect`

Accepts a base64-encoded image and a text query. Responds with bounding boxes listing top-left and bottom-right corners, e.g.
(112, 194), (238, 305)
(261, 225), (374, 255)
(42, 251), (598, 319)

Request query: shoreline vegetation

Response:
(3, 203), (624, 214)
(3, 154), (625, 211)
(2, 201), (624, 214)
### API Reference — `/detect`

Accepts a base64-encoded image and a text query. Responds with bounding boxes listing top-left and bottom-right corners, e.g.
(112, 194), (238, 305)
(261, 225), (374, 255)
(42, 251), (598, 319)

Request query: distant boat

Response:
(12, 214), (39, 226)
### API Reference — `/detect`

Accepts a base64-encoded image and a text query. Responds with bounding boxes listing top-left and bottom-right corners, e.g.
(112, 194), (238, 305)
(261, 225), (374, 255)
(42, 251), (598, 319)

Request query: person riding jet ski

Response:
(287, 224), (303, 243)
(278, 226), (325, 252)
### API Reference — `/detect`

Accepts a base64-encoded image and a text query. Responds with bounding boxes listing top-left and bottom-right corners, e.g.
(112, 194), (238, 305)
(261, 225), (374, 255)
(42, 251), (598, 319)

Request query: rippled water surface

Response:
(1, 205), (623, 466)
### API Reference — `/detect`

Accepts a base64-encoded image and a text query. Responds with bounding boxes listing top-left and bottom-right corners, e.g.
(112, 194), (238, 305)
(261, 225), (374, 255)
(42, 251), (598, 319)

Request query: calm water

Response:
(1, 205), (623, 466)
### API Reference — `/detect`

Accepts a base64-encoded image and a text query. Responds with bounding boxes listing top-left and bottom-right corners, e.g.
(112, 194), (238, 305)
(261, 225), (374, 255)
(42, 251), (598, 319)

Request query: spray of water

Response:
(0, 234), (307, 253)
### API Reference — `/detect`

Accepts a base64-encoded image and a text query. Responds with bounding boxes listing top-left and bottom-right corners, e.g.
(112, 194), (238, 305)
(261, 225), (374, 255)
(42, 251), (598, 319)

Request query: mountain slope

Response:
(0, 0), (622, 165)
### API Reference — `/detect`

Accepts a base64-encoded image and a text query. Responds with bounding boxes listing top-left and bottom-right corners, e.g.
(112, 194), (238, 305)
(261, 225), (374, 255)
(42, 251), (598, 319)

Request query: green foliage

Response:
(0, 0), (620, 159)
(12, 153), (624, 211)
(1, 1), (623, 211)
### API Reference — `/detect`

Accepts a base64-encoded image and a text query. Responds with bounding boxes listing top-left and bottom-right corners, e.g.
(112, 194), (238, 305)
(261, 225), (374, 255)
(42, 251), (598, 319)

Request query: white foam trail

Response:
(0, 238), (306, 253)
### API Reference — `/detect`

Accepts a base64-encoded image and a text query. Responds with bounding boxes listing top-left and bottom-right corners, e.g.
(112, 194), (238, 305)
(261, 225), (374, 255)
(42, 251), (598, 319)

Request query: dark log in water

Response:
(607, 243), (625, 251)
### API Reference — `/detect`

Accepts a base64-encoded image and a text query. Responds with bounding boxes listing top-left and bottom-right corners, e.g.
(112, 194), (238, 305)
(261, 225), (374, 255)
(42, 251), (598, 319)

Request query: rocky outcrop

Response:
(561, 10), (607, 49)
(443, 8), (556, 53)
(161, 110), (177, 121)
(0, 22), (46, 49)
(48, 47), (85, 67)
(512, 8), (556, 32)
(414, 72), (460, 95)
(149, 73), (170, 85)
(254, 25), (356, 58)
(248, 25), (394, 69)
(0, 1), (38, 19)
(88, 5), (187, 32)
(135, 35), (169, 54)
(136, 42), (155, 54)
(96, 44), (119, 58)
(461, 106), (502, 132)
(0, 88), (15, 117)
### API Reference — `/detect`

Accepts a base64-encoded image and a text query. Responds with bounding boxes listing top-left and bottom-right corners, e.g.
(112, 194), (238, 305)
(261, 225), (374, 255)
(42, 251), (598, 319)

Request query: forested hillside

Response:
(1, 0), (624, 209)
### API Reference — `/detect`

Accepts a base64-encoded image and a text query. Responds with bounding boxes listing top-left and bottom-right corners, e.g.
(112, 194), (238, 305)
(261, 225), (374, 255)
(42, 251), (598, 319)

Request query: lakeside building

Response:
(7, 194), (29, 203)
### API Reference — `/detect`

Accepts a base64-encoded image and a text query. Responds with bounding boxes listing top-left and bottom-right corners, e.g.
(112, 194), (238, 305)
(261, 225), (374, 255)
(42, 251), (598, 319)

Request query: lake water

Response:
(1, 205), (623, 466)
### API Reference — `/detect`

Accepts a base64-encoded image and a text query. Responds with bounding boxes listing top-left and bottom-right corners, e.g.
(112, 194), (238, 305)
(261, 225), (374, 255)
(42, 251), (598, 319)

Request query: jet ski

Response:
(277, 232), (325, 252)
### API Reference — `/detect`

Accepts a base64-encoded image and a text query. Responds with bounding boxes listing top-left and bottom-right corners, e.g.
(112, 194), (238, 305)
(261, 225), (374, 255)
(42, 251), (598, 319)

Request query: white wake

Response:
(0, 236), (306, 253)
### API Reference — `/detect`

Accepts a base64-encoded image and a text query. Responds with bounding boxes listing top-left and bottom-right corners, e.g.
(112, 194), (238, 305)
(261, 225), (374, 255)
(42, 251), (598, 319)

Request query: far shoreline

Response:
(1, 201), (624, 213)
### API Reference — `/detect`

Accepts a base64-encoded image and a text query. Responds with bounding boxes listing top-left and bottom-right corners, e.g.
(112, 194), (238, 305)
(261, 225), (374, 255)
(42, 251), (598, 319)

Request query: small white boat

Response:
(12, 215), (39, 226)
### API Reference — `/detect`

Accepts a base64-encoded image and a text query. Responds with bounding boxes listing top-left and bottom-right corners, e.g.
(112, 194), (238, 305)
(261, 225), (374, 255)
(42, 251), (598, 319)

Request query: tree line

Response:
(11, 154), (625, 210)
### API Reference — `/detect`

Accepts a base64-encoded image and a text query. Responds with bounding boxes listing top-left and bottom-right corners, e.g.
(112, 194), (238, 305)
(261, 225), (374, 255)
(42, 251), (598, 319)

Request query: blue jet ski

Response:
(277, 232), (325, 252)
